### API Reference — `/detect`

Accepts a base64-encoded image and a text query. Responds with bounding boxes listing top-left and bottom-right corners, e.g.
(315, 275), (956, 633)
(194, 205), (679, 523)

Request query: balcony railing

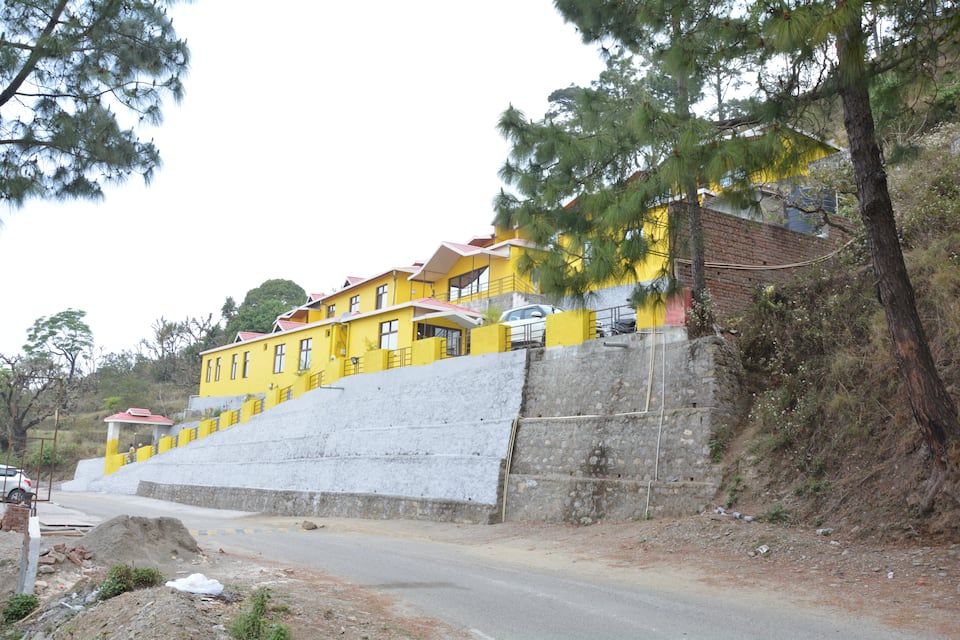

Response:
(307, 371), (325, 391)
(387, 347), (411, 369)
(431, 274), (535, 304)
(344, 358), (364, 377)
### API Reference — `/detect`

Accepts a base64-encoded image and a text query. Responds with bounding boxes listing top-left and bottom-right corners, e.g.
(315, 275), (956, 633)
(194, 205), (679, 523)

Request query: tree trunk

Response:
(838, 18), (960, 470)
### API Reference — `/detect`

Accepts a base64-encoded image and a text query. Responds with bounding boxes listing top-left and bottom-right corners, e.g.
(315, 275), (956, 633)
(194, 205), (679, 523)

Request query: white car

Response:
(1, 465), (34, 503)
(499, 304), (564, 347)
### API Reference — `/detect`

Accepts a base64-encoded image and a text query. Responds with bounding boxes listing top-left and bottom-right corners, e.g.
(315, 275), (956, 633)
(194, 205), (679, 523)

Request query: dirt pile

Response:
(82, 515), (200, 568)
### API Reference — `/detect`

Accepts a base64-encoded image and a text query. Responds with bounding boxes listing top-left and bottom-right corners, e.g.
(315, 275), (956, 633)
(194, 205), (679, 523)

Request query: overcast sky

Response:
(0, 0), (604, 354)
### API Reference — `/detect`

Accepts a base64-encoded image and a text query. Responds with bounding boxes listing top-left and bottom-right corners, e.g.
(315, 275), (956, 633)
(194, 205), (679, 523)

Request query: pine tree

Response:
(755, 1), (960, 487)
(0, 1), (189, 207)
(495, 1), (807, 336)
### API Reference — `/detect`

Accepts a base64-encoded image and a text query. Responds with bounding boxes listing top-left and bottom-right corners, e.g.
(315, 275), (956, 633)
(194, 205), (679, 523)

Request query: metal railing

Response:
(344, 358), (364, 377)
(593, 304), (639, 338)
(387, 347), (411, 369)
(307, 371), (325, 390)
(507, 321), (546, 351)
(433, 274), (535, 304)
(277, 385), (294, 403)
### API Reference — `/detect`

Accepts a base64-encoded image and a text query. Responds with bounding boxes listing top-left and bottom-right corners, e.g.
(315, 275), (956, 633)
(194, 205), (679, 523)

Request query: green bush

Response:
(132, 567), (164, 588)
(97, 564), (164, 601)
(230, 588), (291, 640)
(99, 564), (134, 600)
(3, 594), (39, 623)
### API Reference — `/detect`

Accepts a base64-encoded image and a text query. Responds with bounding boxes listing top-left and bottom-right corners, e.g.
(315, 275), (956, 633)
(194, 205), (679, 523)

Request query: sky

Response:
(0, 0), (605, 354)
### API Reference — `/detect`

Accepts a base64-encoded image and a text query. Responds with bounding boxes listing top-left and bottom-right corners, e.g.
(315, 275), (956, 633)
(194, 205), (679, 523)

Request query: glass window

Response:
(242, 351), (250, 378)
(205, 359), (212, 383)
(379, 319), (398, 350)
(326, 304), (336, 319)
(230, 354), (238, 380)
(298, 338), (312, 370)
(214, 357), (221, 382)
(349, 295), (360, 313)
(273, 344), (286, 373)
(417, 323), (462, 356)
(448, 267), (489, 301)
(375, 284), (388, 309)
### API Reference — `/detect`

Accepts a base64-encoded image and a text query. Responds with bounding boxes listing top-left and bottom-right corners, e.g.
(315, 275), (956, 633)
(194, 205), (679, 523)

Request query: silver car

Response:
(499, 304), (564, 347)
(1, 465), (34, 503)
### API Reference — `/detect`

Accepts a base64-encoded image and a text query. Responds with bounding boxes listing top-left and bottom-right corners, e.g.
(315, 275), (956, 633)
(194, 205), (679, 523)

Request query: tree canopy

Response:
(224, 279), (307, 339)
(0, 0), (189, 208)
(23, 308), (93, 382)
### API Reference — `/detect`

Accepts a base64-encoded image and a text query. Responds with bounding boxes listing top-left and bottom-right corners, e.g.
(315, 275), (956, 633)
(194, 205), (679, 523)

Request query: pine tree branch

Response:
(0, 0), (70, 108)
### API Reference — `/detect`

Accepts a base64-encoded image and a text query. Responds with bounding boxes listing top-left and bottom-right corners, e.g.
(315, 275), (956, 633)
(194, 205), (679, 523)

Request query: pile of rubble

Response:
(37, 543), (93, 573)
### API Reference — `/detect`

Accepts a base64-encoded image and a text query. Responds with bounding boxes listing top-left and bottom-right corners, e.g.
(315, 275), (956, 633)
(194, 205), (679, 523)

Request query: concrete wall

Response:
(505, 334), (743, 524)
(60, 457), (106, 492)
(88, 350), (528, 523)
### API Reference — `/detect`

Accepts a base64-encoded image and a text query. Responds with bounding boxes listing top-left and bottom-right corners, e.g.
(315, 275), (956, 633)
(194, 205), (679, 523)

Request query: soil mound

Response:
(83, 516), (199, 568)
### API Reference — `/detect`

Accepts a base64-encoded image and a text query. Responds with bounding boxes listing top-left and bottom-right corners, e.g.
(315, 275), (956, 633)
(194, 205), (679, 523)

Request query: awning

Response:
(412, 310), (483, 330)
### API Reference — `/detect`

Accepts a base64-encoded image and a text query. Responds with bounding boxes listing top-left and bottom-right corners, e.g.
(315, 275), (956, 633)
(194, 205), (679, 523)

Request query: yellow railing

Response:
(433, 274), (535, 304)
(307, 371), (325, 390)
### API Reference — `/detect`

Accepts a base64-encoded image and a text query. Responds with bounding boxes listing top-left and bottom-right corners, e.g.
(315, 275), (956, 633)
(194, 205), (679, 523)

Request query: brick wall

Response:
(674, 206), (844, 319)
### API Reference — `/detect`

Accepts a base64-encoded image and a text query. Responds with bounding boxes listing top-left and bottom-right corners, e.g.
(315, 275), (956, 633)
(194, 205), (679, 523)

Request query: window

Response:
(326, 304), (336, 319)
(205, 359), (212, 383)
(230, 354), (238, 380)
(273, 344), (286, 373)
(214, 357), (221, 382)
(379, 319), (399, 350)
(242, 351), (250, 378)
(349, 295), (360, 313)
(448, 267), (489, 301)
(375, 284), (388, 309)
(298, 338), (312, 370)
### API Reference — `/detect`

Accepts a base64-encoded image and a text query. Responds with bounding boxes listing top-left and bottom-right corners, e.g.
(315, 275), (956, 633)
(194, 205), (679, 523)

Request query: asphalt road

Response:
(43, 492), (937, 640)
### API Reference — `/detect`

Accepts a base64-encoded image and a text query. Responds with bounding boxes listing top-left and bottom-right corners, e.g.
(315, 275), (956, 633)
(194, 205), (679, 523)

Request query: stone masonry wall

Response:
(506, 334), (744, 523)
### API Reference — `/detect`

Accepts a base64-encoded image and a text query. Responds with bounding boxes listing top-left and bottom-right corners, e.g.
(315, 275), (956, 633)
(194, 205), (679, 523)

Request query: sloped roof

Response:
(103, 408), (174, 426)
(234, 331), (266, 343)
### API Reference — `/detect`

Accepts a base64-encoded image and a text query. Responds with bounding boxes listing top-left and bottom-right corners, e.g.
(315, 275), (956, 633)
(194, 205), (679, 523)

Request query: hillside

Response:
(722, 124), (960, 542)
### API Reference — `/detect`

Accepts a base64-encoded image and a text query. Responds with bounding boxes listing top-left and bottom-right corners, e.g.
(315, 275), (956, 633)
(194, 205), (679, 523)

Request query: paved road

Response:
(44, 492), (936, 640)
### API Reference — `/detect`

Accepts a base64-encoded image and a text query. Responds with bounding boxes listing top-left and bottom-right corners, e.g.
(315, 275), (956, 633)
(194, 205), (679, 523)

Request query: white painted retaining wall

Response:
(87, 350), (527, 507)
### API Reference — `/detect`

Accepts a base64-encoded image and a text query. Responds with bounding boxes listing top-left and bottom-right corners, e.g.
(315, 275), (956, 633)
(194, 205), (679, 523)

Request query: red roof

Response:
(103, 408), (174, 426)
(275, 319), (303, 331)
(236, 331), (266, 342)
(413, 298), (483, 316)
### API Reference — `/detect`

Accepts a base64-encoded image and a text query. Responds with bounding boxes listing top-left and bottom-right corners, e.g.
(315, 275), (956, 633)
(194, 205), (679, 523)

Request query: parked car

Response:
(498, 304), (604, 347)
(0, 465), (34, 503)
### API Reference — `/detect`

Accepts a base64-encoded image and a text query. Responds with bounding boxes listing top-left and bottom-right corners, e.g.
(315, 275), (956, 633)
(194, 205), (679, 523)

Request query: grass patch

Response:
(98, 564), (164, 601)
(229, 588), (291, 640)
(2, 594), (39, 624)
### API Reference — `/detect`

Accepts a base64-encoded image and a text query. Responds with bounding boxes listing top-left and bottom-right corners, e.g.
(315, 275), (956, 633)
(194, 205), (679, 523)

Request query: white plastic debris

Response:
(164, 573), (224, 596)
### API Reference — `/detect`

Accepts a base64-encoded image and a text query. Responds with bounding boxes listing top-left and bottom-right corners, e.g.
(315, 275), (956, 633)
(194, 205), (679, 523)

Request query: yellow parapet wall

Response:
(158, 435), (174, 453)
(546, 310), (596, 348)
(136, 445), (153, 463)
(177, 428), (194, 448)
(412, 337), (444, 366)
(365, 349), (389, 373)
(103, 453), (126, 475)
(470, 323), (509, 355)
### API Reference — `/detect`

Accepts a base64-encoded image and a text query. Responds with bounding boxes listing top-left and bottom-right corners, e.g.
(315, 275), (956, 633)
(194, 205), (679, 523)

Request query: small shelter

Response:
(103, 408), (175, 461)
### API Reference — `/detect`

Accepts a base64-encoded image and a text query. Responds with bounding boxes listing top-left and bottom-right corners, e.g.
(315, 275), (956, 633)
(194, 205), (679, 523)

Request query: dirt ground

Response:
(0, 530), (20, 599)
(285, 513), (960, 639)
(12, 519), (467, 640)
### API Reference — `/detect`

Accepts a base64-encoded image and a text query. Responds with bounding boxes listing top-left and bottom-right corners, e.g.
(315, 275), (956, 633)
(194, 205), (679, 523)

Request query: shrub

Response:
(98, 564), (164, 601)
(2, 594), (39, 623)
(764, 503), (790, 524)
(229, 588), (291, 640)
(132, 567), (164, 588)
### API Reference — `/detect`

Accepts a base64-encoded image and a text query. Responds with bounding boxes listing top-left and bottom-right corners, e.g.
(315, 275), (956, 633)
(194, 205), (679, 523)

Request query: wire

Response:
(674, 238), (855, 272)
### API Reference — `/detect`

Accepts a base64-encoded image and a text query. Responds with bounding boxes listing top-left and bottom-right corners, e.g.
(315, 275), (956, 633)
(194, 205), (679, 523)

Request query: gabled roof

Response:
(234, 331), (266, 343)
(408, 241), (512, 283)
(304, 266), (420, 308)
(273, 319), (304, 333)
(104, 408), (174, 426)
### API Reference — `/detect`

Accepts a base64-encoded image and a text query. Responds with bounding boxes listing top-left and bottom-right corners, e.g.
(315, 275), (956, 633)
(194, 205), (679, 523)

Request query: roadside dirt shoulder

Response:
(285, 514), (959, 638)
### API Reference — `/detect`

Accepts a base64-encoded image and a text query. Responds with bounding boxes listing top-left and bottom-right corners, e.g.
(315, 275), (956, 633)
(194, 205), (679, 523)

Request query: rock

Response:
(301, 520), (318, 531)
(38, 565), (56, 574)
(887, 571), (894, 580)
(39, 555), (57, 566)
(53, 543), (67, 553)
(732, 512), (742, 520)
(34, 580), (48, 589)
(755, 545), (770, 556)
(48, 551), (66, 563)
(66, 551), (84, 566)
(743, 516), (754, 523)
(816, 528), (834, 536)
